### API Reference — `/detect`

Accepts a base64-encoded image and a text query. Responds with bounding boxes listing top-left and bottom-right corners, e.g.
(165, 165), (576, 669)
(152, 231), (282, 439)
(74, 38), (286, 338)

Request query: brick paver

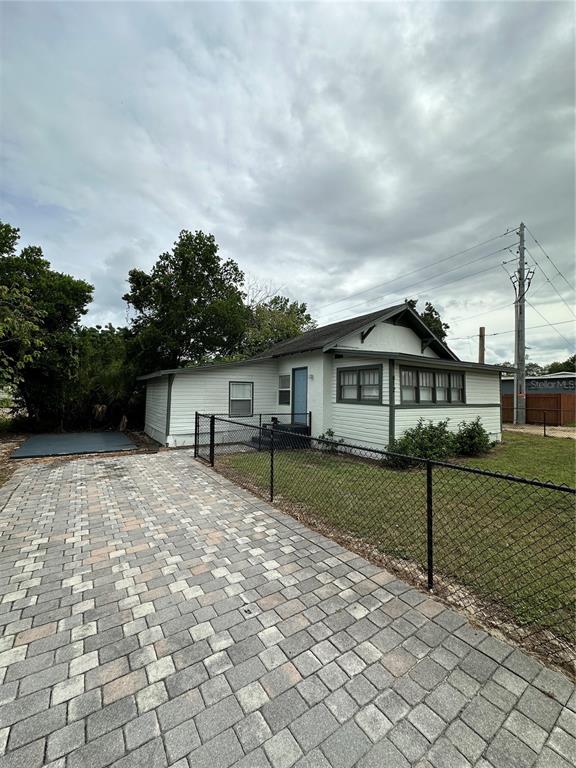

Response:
(0, 450), (574, 767)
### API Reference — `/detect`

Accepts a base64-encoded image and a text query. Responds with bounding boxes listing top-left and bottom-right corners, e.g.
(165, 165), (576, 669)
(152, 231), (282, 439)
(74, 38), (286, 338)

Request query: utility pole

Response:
(478, 327), (485, 364)
(510, 222), (533, 425)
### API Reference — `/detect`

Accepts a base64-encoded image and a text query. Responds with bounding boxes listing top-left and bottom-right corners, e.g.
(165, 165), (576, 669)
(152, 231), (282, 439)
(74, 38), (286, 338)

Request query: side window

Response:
(400, 367), (466, 404)
(337, 367), (381, 403)
(229, 382), (253, 417)
(359, 369), (380, 401)
(419, 370), (434, 402)
(339, 369), (359, 400)
(278, 375), (291, 405)
(450, 373), (465, 403)
(400, 369), (418, 402)
(436, 372), (449, 402)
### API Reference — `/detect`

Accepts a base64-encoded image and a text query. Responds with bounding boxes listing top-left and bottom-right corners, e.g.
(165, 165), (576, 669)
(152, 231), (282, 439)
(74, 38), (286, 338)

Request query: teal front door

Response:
(292, 367), (308, 424)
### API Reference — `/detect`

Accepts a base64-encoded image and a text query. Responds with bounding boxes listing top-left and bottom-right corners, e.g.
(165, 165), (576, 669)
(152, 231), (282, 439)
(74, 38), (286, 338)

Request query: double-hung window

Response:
(399, 367), (466, 404)
(337, 366), (381, 404)
(435, 372), (449, 403)
(419, 370), (434, 402)
(400, 369), (418, 402)
(450, 373), (465, 403)
(278, 375), (291, 405)
(229, 382), (253, 417)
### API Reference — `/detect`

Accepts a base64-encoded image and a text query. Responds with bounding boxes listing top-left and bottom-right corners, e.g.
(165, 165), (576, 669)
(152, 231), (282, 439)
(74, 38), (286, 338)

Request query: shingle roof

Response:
(138, 302), (463, 380)
(252, 303), (408, 358)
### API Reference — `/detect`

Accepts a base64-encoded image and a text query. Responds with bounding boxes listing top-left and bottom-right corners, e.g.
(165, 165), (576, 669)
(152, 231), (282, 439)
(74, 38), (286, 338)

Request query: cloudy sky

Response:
(1, 1), (574, 364)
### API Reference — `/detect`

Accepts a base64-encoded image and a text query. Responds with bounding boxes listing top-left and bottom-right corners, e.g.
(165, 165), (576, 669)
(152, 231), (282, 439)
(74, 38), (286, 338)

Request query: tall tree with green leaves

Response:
(0, 223), (45, 388)
(547, 355), (576, 374)
(66, 325), (139, 428)
(0, 221), (93, 427)
(241, 295), (316, 357)
(124, 230), (249, 371)
(406, 299), (450, 342)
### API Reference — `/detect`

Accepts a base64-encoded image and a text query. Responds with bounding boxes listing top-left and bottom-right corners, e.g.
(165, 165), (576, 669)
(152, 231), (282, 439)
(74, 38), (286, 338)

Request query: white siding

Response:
(334, 321), (439, 358)
(392, 364), (502, 442)
(395, 406), (501, 441)
(328, 356), (390, 448)
(144, 377), (168, 445)
(167, 361), (278, 447)
(276, 353), (326, 434)
(465, 371), (501, 404)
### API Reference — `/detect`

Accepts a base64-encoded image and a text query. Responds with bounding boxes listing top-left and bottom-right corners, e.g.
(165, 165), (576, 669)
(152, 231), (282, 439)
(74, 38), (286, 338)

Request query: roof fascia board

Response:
(138, 356), (273, 381)
(329, 349), (512, 372)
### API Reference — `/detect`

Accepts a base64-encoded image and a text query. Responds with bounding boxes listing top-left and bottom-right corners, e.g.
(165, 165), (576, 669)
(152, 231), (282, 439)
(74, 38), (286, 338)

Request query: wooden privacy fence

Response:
(502, 393), (576, 425)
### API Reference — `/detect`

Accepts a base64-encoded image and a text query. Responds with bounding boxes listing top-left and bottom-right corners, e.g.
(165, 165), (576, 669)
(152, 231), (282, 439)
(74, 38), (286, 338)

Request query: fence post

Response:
(543, 411), (547, 437)
(309, 410), (312, 435)
(258, 414), (262, 452)
(426, 460), (434, 591)
(209, 415), (215, 467)
(194, 412), (199, 458)
(270, 427), (275, 502)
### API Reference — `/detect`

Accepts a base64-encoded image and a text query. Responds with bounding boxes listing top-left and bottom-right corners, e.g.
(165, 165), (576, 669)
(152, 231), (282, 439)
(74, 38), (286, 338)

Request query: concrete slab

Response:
(11, 431), (136, 458)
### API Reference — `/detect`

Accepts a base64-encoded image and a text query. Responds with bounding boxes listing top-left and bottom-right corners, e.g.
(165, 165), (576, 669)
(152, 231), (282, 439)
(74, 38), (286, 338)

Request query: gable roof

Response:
(252, 302), (459, 361)
(139, 303), (471, 380)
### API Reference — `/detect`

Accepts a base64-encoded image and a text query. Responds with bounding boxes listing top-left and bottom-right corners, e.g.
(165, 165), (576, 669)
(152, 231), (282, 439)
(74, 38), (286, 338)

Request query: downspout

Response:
(165, 374), (175, 447)
(499, 371), (503, 441)
(388, 359), (395, 446)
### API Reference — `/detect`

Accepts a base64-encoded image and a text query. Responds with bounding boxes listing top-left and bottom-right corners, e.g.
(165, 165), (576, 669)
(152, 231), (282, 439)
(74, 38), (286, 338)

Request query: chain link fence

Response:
(503, 407), (576, 438)
(195, 413), (576, 672)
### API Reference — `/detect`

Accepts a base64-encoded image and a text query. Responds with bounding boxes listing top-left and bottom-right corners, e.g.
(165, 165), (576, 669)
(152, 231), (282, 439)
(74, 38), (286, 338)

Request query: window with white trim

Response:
(399, 367), (466, 404)
(278, 375), (290, 405)
(229, 382), (254, 417)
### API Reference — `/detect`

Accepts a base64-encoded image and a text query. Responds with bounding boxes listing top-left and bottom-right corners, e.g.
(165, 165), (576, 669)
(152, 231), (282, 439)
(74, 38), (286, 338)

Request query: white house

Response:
(140, 303), (507, 449)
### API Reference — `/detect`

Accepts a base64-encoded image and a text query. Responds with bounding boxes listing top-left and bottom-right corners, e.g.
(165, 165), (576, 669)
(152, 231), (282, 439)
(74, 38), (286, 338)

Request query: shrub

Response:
(386, 418), (455, 468)
(453, 417), (493, 456)
(318, 428), (345, 453)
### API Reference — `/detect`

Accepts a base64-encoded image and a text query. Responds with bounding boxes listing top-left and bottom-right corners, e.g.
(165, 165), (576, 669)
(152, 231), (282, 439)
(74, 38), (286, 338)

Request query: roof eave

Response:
(330, 349), (513, 372)
(137, 355), (273, 381)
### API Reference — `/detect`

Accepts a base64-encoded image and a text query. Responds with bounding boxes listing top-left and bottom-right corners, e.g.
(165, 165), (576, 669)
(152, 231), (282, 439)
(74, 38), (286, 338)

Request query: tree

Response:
(0, 221), (93, 427)
(0, 223), (44, 389)
(547, 355), (576, 374)
(241, 295), (316, 357)
(406, 299), (450, 342)
(67, 325), (140, 428)
(124, 230), (248, 372)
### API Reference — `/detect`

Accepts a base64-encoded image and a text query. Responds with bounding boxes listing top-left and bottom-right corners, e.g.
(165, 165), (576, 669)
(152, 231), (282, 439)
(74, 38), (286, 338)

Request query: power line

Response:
(525, 224), (575, 292)
(449, 319), (575, 341)
(313, 228), (517, 314)
(526, 300), (574, 347)
(317, 243), (518, 322)
(525, 247), (576, 318)
(448, 301), (514, 325)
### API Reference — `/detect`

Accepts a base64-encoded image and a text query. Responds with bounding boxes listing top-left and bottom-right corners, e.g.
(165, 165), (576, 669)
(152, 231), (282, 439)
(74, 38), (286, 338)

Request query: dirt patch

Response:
(504, 424), (576, 440)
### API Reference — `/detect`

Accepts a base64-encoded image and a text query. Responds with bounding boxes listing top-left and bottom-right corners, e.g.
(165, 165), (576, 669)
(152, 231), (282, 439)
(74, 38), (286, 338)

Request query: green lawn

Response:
(218, 435), (575, 657)
(462, 431), (576, 487)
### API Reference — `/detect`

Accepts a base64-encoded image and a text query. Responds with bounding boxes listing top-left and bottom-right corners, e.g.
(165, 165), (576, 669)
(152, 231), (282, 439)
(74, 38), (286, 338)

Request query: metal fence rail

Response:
(194, 413), (576, 671)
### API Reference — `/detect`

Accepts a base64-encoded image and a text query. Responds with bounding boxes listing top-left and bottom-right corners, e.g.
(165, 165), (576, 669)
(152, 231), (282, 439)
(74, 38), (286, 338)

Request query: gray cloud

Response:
(1, 1), (574, 365)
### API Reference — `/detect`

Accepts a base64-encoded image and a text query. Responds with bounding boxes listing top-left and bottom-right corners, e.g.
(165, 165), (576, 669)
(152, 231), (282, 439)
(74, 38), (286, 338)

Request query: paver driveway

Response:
(0, 451), (574, 768)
